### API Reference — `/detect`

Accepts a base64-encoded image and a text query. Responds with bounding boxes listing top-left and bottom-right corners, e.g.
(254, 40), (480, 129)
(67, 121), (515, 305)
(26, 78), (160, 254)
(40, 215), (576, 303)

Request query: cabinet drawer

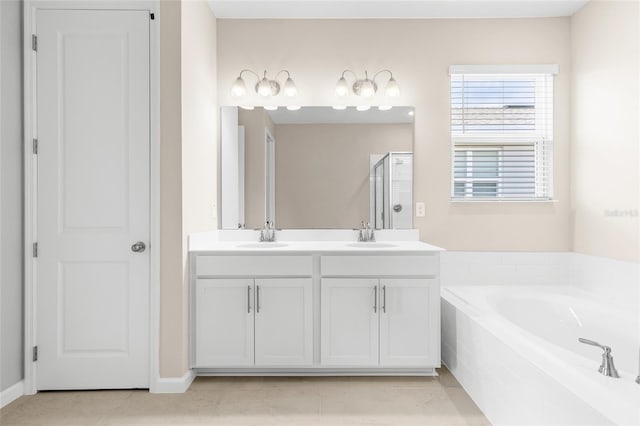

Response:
(195, 255), (313, 277)
(321, 254), (438, 276)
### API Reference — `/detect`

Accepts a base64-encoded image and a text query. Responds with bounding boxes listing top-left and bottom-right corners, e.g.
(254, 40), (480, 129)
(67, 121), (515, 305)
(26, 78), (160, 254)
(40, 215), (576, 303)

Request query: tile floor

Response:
(0, 368), (489, 426)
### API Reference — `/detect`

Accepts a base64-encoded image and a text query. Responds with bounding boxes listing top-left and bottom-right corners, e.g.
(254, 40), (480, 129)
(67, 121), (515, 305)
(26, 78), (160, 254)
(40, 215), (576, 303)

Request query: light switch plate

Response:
(415, 202), (425, 217)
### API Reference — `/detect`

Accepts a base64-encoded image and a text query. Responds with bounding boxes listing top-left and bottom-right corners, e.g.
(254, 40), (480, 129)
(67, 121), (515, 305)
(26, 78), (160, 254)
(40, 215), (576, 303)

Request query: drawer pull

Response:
(382, 285), (387, 313)
(373, 286), (378, 313)
(247, 285), (251, 313)
(256, 285), (261, 313)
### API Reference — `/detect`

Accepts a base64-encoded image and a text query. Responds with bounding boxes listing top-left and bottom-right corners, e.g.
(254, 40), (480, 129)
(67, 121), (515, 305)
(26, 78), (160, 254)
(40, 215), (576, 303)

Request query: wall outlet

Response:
(415, 202), (425, 217)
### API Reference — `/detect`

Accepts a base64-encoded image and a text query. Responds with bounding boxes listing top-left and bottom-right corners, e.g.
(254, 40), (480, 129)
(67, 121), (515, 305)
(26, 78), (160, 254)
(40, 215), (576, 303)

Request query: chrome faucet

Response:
(578, 338), (620, 378)
(358, 221), (375, 242)
(259, 221), (276, 242)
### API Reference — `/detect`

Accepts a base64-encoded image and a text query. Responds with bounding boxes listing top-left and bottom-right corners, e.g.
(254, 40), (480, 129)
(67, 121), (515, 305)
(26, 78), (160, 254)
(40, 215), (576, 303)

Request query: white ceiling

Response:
(208, 0), (589, 19)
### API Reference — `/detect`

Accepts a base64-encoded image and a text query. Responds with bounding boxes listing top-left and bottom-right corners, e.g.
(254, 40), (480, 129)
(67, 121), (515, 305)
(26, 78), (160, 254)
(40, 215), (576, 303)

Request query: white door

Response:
(379, 279), (438, 367)
(195, 279), (254, 367)
(255, 278), (312, 366)
(36, 10), (150, 390)
(321, 278), (379, 366)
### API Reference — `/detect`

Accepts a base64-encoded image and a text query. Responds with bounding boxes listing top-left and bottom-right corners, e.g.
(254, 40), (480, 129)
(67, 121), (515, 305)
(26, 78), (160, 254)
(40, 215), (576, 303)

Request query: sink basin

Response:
(346, 242), (397, 248)
(236, 242), (288, 249)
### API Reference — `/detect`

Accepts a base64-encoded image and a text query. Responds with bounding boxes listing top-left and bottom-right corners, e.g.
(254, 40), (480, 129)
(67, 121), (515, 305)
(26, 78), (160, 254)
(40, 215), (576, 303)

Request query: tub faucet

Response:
(259, 221), (276, 242)
(578, 338), (620, 378)
(636, 348), (640, 385)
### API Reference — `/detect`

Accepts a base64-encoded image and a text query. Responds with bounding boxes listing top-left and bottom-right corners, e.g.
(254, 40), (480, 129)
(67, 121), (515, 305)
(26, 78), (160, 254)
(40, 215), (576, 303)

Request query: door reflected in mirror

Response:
(220, 106), (414, 230)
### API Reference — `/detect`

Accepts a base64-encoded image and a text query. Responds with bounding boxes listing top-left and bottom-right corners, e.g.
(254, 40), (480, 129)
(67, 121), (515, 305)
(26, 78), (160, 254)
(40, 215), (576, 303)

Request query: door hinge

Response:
(32, 34), (37, 52)
(32, 346), (38, 362)
(33, 242), (38, 258)
(32, 138), (38, 154)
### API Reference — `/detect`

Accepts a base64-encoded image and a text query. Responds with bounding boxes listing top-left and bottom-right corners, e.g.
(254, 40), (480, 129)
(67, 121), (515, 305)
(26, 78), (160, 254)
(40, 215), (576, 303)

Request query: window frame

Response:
(449, 66), (556, 202)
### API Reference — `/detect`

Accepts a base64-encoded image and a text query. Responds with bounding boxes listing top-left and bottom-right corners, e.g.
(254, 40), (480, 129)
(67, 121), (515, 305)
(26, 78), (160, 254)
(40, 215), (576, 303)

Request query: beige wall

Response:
(570, 0), (640, 262)
(275, 123), (412, 228)
(238, 108), (275, 228)
(159, 0), (184, 378)
(217, 18), (572, 250)
(177, 0), (218, 377)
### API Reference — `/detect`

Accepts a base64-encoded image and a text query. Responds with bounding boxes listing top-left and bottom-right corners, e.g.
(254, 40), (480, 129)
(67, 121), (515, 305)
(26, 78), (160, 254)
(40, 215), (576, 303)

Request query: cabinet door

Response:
(379, 278), (438, 367)
(321, 278), (379, 366)
(254, 278), (313, 366)
(195, 278), (254, 367)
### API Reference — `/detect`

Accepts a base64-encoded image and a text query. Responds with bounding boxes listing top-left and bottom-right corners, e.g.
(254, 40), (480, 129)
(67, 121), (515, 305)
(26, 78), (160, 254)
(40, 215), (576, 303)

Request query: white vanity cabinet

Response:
(195, 278), (254, 367)
(320, 255), (440, 368)
(190, 241), (441, 376)
(321, 278), (380, 366)
(254, 278), (313, 366)
(192, 255), (313, 368)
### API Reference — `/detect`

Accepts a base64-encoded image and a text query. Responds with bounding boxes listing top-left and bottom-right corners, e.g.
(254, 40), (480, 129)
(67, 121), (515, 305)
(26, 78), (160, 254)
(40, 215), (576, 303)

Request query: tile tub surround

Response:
(0, 369), (489, 426)
(440, 251), (640, 425)
(440, 251), (639, 313)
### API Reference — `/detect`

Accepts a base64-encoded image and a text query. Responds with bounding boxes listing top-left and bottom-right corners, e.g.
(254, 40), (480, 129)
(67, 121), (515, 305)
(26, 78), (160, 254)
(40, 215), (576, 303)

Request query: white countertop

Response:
(188, 230), (444, 253)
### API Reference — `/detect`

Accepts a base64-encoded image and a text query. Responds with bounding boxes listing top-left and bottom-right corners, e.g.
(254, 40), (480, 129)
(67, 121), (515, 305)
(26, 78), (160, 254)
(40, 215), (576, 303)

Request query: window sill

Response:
(450, 198), (558, 203)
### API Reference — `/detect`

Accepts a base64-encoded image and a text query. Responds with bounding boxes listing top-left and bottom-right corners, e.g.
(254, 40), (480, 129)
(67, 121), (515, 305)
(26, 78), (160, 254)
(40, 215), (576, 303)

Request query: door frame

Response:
(22, 0), (161, 394)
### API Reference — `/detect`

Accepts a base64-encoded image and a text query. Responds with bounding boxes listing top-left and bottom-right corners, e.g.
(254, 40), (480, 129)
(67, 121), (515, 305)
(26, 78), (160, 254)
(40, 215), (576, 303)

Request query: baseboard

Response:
(151, 370), (194, 394)
(1, 380), (24, 408)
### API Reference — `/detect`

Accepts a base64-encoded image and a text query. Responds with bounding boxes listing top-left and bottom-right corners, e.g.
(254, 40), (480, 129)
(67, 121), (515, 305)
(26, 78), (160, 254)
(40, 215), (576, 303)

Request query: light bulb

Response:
(264, 105), (278, 111)
(385, 77), (400, 97)
(356, 105), (370, 111)
(283, 78), (298, 97)
(335, 77), (350, 97)
(408, 110), (414, 116)
(239, 105), (255, 110)
(360, 79), (376, 98)
(286, 105), (301, 111)
(257, 77), (273, 97)
(231, 76), (247, 98)
(332, 105), (347, 110)
(378, 105), (392, 111)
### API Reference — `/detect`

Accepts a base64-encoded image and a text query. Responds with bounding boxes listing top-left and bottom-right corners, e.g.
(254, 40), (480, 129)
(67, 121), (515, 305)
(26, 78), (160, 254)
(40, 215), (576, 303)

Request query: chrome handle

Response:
(247, 285), (251, 313)
(131, 241), (146, 253)
(256, 285), (260, 313)
(382, 285), (386, 313)
(579, 338), (610, 352)
(373, 286), (377, 313)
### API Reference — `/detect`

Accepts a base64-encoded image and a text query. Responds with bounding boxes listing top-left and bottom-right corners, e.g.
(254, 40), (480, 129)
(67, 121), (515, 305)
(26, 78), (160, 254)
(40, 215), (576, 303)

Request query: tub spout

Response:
(578, 338), (620, 378)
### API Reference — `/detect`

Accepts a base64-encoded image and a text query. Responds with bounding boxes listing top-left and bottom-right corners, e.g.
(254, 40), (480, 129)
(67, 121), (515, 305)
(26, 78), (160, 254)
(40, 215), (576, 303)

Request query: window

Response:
(450, 65), (556, 200)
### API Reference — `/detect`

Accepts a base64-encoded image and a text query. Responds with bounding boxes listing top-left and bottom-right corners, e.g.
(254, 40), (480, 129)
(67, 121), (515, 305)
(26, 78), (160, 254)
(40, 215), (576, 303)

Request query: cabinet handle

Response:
(382, 285), (386, 313)
(256, 285), (260, 313)
(373, 286), (378, 313)
(247, 285), (251, 313)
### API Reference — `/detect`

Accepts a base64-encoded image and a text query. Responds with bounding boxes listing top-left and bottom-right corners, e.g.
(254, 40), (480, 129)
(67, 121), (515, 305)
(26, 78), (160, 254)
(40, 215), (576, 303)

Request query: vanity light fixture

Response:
(335, 69), (400, 99)
(231, 69), (298, 99)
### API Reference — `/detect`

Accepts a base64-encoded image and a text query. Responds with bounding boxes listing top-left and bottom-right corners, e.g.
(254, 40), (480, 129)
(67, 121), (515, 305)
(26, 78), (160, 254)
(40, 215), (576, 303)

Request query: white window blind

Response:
(450, 69), (554, 200)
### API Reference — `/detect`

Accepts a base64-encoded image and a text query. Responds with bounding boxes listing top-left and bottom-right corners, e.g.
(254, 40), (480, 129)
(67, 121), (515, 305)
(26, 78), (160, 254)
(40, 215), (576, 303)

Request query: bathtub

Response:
(441, 285), (640, 425)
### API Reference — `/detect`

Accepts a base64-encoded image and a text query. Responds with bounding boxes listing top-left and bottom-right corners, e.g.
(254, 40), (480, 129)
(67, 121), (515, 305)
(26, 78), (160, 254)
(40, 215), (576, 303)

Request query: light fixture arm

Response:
(372, 69), (394, 83)
(238, 69), (261, 81)
(340, 69), (358, 82)
(275, 69), (293, 81)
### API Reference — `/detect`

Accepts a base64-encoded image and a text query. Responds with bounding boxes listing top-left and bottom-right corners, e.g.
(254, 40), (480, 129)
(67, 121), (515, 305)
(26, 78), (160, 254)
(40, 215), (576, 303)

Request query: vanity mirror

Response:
(219, 106), (414, 230)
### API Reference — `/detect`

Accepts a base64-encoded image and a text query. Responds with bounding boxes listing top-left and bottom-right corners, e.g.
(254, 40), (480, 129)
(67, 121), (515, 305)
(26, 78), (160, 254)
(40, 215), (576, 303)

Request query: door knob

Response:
(131, 242), (146, 253)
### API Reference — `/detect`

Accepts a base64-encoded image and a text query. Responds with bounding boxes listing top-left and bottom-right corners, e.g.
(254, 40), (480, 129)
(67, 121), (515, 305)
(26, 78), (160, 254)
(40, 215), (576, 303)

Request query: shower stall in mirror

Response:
(373, 152), (413, 229)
